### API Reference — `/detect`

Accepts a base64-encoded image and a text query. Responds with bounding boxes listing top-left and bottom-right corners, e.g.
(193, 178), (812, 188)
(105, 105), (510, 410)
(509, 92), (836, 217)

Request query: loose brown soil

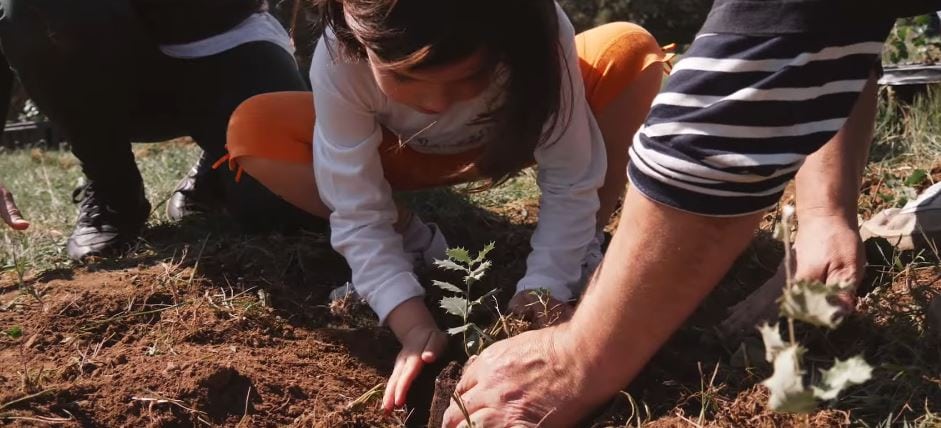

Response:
(2, 187), (939, 427)
(0, 265), (404, 427)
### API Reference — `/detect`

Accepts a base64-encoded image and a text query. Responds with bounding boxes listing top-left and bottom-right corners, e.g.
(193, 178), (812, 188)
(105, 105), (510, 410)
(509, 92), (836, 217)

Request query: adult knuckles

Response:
(497, 387), (526, 404)
(829, 266), (862, 286)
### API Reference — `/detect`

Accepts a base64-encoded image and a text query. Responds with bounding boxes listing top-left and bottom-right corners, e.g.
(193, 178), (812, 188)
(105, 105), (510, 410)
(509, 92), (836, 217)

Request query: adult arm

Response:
(443, 188), (761, 427)
(792, 74), (876, 287)
(719, 73), (878, 337)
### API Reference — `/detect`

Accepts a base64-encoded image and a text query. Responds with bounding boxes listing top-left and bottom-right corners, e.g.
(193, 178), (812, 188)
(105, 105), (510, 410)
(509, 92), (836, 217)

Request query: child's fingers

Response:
(382, 382), (394, 412)
(382, 377), (396, 412)
(394, 354), (423, 407)
(382, 356), (406, 412)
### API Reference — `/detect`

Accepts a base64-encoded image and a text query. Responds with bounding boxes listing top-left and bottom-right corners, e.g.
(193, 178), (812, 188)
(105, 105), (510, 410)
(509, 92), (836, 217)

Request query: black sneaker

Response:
(66, 182), (151, 261)
(166, 154), (224, 221)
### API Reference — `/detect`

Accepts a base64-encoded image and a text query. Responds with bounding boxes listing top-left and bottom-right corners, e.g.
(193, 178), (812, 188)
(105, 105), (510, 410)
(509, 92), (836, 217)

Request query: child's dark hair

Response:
(314, 0), (567, 185)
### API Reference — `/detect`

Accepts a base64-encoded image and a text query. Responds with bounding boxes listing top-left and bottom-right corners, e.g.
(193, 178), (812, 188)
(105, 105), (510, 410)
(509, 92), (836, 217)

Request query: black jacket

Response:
(134, 0), (266, 44)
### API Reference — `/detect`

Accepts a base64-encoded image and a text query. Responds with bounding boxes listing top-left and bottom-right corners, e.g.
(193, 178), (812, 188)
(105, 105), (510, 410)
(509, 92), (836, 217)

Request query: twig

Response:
(535, 408), (557, 427)
(451, 391), (473, 427)
(236, 386), (253, 428)
(779, 207), (799, 351)
(0, 415), (73, 424)
(346, 383), (383, 410)
(243, 386), (252, 416)
(0, 389), (54, 411)
(132, 391), (211, 426)
(676, 414), (705, 428)
(84, 304), (183, 328)
(39, 163), (60, 207)
(188, 234), (211, 285)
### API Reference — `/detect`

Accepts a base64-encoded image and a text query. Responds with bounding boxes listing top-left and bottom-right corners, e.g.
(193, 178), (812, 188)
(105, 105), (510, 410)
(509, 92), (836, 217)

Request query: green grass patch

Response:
(0, 141), (201, 274)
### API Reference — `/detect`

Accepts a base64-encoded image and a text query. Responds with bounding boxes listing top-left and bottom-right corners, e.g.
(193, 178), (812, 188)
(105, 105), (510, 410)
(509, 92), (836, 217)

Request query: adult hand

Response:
(792, 212), (864, 310)
(442, 326), (595, 428)
(719, 213), (863, 339)
(0, 184), (29, 230)
(508, 290), (574, 329)
(382, 298), (448, 413)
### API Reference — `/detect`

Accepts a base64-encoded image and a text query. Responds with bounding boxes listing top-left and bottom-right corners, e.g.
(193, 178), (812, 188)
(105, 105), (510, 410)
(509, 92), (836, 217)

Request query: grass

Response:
(0, 140), (200, 273)
(1, 89), (940, 426)
(863, 87), (941, 213)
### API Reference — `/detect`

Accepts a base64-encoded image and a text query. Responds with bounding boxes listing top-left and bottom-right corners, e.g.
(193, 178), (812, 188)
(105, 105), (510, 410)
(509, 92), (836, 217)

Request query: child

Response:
(220, 0), (669, 410)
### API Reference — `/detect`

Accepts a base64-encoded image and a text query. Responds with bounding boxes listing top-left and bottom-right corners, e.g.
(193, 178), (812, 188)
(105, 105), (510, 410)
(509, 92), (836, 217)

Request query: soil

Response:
(426, 362), (462, 428)
(2, 188), (939, 427)
(0, 266), (403, 427)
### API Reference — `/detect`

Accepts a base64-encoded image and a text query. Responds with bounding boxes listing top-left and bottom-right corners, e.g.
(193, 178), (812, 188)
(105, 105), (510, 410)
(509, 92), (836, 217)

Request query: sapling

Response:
(758, 205), (873, 413)
(433, 242), (498, 357)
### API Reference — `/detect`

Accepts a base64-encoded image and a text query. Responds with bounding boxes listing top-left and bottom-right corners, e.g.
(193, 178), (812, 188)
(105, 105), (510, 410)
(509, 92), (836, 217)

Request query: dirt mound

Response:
(0, 266), (405, 427)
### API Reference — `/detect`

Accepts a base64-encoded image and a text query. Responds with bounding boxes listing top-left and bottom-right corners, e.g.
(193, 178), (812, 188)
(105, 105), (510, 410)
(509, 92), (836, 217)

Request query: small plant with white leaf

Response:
(759, 205), (874, 413)
(433, 242), (499, 357)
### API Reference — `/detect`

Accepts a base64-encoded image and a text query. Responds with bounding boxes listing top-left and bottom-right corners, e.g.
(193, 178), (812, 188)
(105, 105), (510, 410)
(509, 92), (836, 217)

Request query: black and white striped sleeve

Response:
(628, 30), (889, 216)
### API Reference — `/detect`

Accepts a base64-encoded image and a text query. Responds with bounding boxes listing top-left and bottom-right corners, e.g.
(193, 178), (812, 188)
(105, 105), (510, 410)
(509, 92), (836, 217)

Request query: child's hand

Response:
(509, 290), (574, 329)
(383, 297), (447, 413)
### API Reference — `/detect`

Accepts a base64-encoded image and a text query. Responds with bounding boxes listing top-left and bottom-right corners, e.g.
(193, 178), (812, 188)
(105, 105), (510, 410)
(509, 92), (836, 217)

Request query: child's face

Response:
(367, 48), (493, 115)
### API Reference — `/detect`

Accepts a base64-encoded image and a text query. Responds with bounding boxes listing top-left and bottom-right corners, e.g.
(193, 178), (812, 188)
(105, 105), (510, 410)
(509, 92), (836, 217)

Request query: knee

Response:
(593, 22), (663, 66)
(581, 22), (667, 113)
(226, 91), (313, 166)
(227, 93), (281, 154)
(234, 155), (273, 178)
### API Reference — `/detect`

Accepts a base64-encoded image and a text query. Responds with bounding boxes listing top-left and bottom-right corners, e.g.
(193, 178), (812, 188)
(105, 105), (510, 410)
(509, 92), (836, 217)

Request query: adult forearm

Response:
(560, 187), (763, 400)
(794, 75), (877, 221)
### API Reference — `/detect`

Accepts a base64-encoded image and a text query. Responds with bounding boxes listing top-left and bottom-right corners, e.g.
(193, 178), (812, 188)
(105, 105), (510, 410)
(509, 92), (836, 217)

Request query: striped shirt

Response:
(629, 24), (894, 216)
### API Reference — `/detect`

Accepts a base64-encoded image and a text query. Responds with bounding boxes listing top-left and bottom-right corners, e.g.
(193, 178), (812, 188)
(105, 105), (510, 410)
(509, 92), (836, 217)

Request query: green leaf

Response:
(758, 323), (786, 363)
(473, 242), (496, 265)
(812, 355), (873, 401)
(5, 325), (23, 339)
(468, 260), (493, 282)
(472, 288), (500, 307)
(762, 345), (816, 413)
(433, 280), (463, 294)
(440, 296), (469, 318)
(446, 247), (473, 265)
(435, 259), (467, 273)
(780, 281), (844, 329)
(447, 324), (473, 335)
(905, 169), (929, 187)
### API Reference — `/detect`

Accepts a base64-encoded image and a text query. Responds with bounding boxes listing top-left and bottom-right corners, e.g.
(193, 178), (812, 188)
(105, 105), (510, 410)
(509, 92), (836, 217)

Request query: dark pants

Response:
(0, 51), (11, 131)
(0, 0), (319, 231)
